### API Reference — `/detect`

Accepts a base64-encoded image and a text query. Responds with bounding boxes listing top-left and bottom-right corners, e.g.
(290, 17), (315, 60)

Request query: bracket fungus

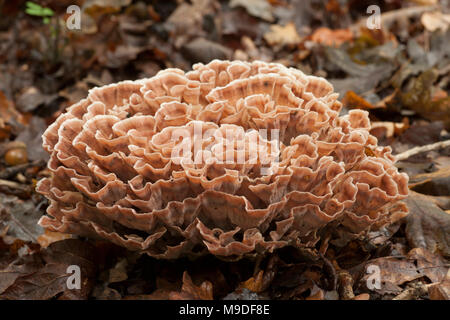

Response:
(37, 60), (409, 259)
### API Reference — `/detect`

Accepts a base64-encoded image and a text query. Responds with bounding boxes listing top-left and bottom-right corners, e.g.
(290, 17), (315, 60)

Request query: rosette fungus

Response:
(37, 60), (409, 259)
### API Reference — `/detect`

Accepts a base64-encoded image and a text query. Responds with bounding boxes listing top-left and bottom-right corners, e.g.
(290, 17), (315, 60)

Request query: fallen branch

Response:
(395, 139), (450, 162)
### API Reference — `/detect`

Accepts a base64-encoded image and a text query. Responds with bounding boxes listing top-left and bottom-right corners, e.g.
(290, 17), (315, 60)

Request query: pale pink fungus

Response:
(37, 60), (409, 259)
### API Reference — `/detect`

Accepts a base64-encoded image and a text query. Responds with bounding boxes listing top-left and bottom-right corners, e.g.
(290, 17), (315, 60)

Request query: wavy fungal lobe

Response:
(37, 60), (409, 259)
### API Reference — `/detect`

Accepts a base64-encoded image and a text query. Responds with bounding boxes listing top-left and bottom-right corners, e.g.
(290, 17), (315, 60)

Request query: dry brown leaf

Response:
(352, 293), (370, 300)
(182, 38), (232, 63)
(401, 69), (450, 129)
(343, 91), (379, 110)
(0, 91), (24, 129)
(429, 282), (450, 300)
(239, 270), (264, 293)
(428, 269), (450, 300)
(166, 0), (217, 47)
(405, 191), (450, 257)
(409, 167), (450, 197)
(306, 284), (325, 300)
(264, 23), (302, 47)
(169, 272), (213, 300)
(310, 27), (353, 47)
(37, 229), (73, 248)
(108, 258), (128, 283)
(0, 239), (97, 300)
(230, 0), (274, 22)
(0, 194), (44, 244)
(353, 256), (423, 295)
(407, 247), (448, 283)
(403, 194), (450, 211)
(421, 11), (450, 32)
(83, 0), (132, 16)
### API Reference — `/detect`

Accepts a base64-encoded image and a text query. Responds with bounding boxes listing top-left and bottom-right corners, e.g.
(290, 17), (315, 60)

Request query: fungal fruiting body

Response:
(37, 60), (409, 259)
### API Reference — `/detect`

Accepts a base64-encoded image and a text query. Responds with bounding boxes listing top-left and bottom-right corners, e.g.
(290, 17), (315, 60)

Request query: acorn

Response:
(5, 145), (28, 166)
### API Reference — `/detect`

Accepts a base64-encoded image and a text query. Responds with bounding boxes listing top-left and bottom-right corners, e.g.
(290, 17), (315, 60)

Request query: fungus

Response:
(37, 60), (409, 259)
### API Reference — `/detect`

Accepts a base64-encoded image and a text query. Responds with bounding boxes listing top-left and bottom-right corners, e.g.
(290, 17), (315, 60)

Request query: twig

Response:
(0, 178), (32, 197)
(350, 5), (439, 32)
(0, 160), (45, 179)
(395, 139), (450, 162)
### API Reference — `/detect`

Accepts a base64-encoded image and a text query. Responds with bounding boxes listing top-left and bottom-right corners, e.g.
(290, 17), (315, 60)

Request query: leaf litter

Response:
(0, 0), (449, 300)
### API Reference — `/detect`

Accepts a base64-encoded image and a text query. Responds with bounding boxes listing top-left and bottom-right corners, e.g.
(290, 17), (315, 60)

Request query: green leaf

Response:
(25, 1), (54, 17)
(25, 1), (41, 10)
(42, 8), (54, 16)
(25, 9), (44, 16)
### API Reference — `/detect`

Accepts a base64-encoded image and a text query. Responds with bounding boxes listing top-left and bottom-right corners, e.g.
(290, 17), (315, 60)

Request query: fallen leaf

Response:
(264, 23), (302, 47)
(352, 257), (423, 295)
(16, 87), (58, 113)
(0, 194), (44, 244)
(407, 248), (448, 283)
(421, 11), (450, 32)
(15, 117), (50, 162)
(310, 27), (353, 47)
(0, 239), (97, 300)
(366, 222), (403, 246)
(405, 191), (450, 257)
(0, 91), (25, 129)
(428, 282), (450, 300)
(230, 0), (274, 22)
(169, 272), (213, 300)
(182, 38), (232, 64)
(352, 293), (370, 300)
(93, 286), (122, 300)
(404, 194), (450, 211)
(410, 167), (450, 196)
(222, 8), (262, 38)
(83, 0), (132, 16)
(326, 45), (397, 96)
(108, 258), (128, 283)
(399, 121), (444, 147)
(165, 0), (217, 48)
(428, 269), (450, 300)
(343, 91), (379, 110)
(37, 230), (73, 249)
(0, 255), (42, 295)
(99, 45), (147, 69)
(239, 270), (264, 293)
(401, 69), (450, 129)
(325, 0), (342, 14)
(306, 284), (325, 300)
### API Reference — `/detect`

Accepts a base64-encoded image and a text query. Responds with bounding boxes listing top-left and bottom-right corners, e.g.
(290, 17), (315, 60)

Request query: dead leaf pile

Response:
(0, 0), (449, 301)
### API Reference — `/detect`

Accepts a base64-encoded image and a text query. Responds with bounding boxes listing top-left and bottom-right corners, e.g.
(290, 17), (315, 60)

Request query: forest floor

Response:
(0, 0), (449, 300)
